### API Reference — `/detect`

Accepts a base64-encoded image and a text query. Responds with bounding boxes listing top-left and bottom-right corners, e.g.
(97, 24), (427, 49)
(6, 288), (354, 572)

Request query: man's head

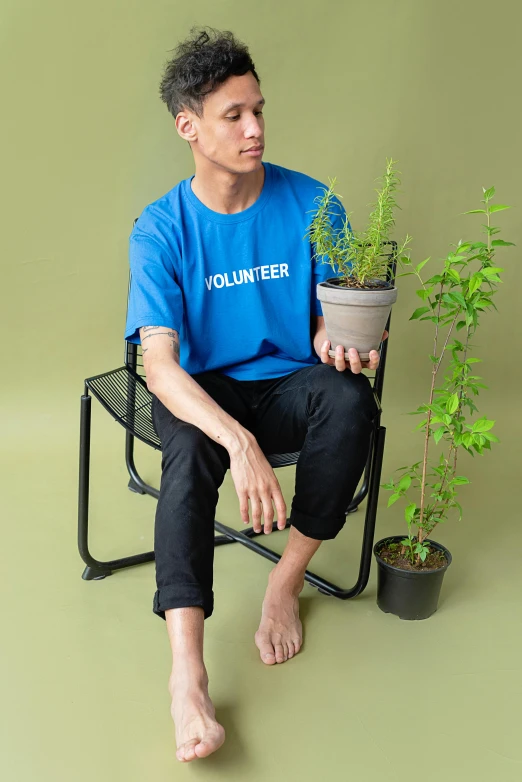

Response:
(159, 27), (265, 174)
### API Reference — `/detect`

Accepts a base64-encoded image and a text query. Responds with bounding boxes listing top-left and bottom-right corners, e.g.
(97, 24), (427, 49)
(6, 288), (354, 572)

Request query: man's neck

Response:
(190, 163), (265, 215)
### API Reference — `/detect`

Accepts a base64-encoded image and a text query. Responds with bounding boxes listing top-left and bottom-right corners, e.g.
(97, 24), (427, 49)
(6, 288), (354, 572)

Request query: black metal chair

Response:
(78, 233), (396, 600)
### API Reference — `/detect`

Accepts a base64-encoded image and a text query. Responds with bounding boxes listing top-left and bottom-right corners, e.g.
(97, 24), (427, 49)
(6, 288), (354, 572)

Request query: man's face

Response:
(177, 71), (265, 174)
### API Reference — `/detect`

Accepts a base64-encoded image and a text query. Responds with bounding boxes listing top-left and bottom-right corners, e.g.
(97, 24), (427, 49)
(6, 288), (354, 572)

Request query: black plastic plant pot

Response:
(373, 536), (453, 620)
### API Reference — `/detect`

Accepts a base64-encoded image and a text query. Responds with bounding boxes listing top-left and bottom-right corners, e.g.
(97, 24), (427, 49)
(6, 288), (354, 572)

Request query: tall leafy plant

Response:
(382, 187), (514, 565)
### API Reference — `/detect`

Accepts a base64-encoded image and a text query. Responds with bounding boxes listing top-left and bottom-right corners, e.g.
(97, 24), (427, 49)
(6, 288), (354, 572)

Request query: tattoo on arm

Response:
(140, 326), (180, 360)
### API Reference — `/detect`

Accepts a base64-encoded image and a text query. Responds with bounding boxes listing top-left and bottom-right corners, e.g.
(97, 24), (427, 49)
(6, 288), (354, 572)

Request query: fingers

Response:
(334, 344), (347, 372)
(320, 340), (334, 365)
(274, 489), (287, 531)
(249, 487), (286, 535)
(260, 493), (274, 534)
(366, 350), (381, 371)
(251, 496), (263, 534)
(240, 494), (250, 525)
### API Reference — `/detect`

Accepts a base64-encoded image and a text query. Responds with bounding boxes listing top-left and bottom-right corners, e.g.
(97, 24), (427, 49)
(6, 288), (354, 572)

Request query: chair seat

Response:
(85, 365), (301, 468)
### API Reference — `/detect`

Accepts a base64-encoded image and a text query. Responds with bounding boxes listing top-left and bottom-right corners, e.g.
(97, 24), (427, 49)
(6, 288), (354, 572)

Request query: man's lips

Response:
(243, 145), (264, 152)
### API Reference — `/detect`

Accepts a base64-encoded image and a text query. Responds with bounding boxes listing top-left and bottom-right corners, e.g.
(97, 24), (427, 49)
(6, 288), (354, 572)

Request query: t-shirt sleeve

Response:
(124, 224), (184, 344)
(311, 195), (353, 316)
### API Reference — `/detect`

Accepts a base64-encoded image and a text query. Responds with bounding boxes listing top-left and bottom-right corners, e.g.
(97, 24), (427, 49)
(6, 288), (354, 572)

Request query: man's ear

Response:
(176, 111), (197, 143)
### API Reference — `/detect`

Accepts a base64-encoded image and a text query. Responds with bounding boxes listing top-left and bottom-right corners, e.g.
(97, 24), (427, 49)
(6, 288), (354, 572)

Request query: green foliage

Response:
(305, 158), (412, 286)
(381, 186), (514, 566)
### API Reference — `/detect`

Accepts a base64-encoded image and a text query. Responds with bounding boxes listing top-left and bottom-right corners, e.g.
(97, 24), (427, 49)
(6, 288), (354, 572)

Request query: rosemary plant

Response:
(306, 158), (412, 287)
(382, 186), (514, 566)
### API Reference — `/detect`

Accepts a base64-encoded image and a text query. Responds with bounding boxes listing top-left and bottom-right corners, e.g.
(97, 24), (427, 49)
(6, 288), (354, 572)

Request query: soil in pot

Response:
(378, 541), (448, 571)
(323, 276), (394, 291)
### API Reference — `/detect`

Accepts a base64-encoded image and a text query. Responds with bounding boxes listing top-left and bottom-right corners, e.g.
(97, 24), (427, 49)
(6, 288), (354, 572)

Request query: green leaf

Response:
(433, 427), (445, 444)
(488, 204), (510, 213)
(452, 476), (470, 485)
(491, 239), (516, 247)
(397, 475), (412, 492)
(456, 320), (467, 331)
(471, 418), (495, 432)
(462, 209), (487, 215)
(446, 393), (459, 414)
(468, 273), (482, 295)
(404, 503), (416, 522)
(481, 266), (504, 278)
(480, 432), (500, 442)
(410, 306), (431, 320)
(448, 291), (467, 307)
(483, 186), (496, 200)
(415, 258), (431, 274)
(387, 494), (401, 507)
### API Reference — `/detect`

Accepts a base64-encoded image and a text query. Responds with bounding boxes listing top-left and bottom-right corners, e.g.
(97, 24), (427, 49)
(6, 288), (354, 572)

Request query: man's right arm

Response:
(141, 326), (286, 533)
(141, 325), (248, 453)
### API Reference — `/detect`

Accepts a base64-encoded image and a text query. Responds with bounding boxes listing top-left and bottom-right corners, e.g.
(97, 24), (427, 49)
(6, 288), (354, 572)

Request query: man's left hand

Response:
(320, 330), (389, 374)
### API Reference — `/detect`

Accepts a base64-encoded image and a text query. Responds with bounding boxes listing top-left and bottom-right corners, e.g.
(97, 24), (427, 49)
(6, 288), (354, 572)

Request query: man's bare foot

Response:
(168, 674), (225, 762)
(254, 566), (304, 665)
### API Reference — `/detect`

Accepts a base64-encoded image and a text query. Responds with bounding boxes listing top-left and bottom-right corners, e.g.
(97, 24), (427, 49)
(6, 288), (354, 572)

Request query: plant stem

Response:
(417, 282), (443, 541)
(418, 293), (463, 545)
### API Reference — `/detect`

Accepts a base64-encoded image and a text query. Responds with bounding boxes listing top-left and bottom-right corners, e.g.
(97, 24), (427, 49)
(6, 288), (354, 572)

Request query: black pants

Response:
(150, 363), (379, 621)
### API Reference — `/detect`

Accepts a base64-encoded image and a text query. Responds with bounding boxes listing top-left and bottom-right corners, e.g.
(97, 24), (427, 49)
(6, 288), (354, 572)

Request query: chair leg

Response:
(78, 393), (155, 580)
(214, 424), (386, 599)
(125, 430), (159, 498)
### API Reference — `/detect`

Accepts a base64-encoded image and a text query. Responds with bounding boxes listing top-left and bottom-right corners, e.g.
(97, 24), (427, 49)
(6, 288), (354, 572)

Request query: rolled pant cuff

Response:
(153, 584), (214, 621)
(289, 506), (346, 541)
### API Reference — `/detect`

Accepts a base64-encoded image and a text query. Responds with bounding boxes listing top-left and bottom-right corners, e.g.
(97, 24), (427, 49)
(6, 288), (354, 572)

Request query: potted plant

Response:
(306, 157), (412, 362)
(375, 186), (514, 620)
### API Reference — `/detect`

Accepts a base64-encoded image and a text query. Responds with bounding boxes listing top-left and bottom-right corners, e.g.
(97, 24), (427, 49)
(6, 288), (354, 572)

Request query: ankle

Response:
(169, 662), (208, 692)
(269, 564), (305, 595)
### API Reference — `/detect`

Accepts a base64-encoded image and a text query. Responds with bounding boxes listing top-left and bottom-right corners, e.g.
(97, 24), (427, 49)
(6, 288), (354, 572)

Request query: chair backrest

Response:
(123, 217), (397, 405)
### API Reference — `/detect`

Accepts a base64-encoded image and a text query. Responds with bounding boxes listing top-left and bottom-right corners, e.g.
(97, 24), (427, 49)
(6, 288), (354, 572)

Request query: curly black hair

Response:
(159, 26), (261, 119)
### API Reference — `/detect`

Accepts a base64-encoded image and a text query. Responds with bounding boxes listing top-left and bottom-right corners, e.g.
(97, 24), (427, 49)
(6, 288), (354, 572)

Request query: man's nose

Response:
(244, 113), (263, 138)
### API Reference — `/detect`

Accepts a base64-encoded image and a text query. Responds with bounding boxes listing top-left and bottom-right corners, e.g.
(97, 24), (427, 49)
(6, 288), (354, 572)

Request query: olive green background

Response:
(2, 1), (521, 780)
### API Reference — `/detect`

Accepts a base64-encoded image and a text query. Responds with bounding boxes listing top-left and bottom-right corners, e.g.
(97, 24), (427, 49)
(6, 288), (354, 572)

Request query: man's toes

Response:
(293, 637), (302, 654)
(286, 641), (295, 658)
(177, 739), (199, 763)
(194, 738), (221, 759)
(256, 636), (277, 665)
(274, 642), (286, 663)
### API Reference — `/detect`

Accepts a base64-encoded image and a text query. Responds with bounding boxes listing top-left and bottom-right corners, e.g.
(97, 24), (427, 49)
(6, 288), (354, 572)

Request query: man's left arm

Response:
(312, 315), (388, 374)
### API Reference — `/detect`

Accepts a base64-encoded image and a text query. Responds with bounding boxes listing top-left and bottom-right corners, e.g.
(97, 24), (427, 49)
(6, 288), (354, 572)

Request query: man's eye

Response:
(226, 111), (263, 121)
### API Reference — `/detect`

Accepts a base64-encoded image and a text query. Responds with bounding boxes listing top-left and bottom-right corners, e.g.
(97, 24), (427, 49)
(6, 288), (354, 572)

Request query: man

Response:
(125, 27), (388, 763)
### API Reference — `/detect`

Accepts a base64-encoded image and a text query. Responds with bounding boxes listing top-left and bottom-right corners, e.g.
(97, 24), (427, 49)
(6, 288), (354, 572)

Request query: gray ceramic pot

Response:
(317, 278), (398, 362)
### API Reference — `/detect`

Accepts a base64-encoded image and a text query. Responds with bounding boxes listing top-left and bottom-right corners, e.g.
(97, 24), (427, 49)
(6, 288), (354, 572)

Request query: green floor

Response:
(3, 396), (521, 782)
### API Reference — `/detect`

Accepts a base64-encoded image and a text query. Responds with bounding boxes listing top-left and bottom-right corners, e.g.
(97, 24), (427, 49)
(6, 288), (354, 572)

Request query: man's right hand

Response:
(228, 432), (287, 535)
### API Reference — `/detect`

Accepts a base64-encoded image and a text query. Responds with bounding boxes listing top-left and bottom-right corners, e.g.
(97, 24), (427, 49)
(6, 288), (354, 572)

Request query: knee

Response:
(309, 365), (377, 423)
(161, 421), (228, 473)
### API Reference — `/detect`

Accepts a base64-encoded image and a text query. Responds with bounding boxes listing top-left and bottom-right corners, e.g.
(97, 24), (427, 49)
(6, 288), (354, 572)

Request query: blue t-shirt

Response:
(124, 161), (350, 380)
